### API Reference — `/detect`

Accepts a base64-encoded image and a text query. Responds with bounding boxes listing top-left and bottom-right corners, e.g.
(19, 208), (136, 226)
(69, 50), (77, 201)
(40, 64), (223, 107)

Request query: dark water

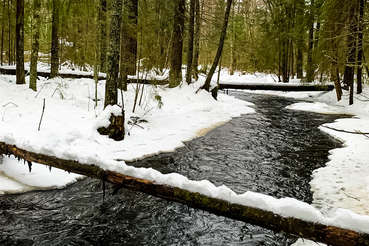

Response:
(0, 92), (344, 246)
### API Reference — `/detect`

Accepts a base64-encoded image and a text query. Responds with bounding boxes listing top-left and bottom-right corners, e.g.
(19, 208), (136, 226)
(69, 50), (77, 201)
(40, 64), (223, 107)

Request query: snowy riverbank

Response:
(1, 70), (369, 244)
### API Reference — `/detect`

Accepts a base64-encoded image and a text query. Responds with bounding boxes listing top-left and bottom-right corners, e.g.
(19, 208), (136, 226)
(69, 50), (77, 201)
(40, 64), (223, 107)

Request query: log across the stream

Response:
(1, 141), (368, 246)
(219, 83), (335, 91)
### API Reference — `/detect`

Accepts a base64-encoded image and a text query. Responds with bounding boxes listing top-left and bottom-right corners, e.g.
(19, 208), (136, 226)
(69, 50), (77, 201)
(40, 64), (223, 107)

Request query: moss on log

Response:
(1, 141), (369, 246)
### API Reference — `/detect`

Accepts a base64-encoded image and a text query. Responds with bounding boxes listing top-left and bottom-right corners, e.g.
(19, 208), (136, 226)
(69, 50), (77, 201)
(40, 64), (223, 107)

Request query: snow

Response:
(1, 68), (369, 243)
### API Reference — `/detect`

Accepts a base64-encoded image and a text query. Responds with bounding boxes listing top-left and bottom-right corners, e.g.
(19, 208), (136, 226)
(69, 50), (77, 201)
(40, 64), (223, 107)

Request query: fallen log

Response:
(219, 83), (334, 91)
(0, 67), (168, 84)
(1, 141), (369, 246)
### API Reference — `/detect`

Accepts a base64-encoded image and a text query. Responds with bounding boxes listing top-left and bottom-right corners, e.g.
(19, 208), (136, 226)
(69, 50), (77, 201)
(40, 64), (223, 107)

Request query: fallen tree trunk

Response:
(219, 83), (334, 91)
(0, 67), (168, 84)
(1, 141), (369, 246)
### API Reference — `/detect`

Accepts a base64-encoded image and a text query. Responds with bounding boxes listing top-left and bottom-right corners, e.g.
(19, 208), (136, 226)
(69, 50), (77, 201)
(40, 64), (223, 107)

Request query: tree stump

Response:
(98, 113), (125, 141)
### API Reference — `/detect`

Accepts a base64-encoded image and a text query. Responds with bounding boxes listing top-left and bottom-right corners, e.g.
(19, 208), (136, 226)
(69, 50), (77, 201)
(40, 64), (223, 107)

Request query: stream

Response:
(0, 91), (344, 245)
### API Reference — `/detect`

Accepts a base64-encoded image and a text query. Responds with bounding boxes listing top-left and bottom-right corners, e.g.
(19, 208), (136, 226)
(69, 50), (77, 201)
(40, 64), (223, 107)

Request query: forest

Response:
(0, 0), (367, 104)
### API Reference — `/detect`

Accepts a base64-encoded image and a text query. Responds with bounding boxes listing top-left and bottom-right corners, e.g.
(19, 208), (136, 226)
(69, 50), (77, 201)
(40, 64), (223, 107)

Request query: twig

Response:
(2, 102), (18, 107)
(322, 125), (369, 135)
(35, 82), (49, 98)
(340, 188), (360, 201)
(2, 109), (6, 121)
(38, 99), (45, 131)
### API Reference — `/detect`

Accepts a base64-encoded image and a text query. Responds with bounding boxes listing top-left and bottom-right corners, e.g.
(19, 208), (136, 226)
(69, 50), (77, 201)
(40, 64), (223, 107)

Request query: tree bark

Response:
(356, 0), (364, 94)
(343, 2), (358, 105)
(8, 0), (12, 65)
(104, 0), (122, 108)
(192, 0), (201, 81)
(1, 0), (5, 66)
(169, 0), (185, 88)
(185, 0), (195, 84)
(50, 0), (60, 78)
(29, 0), (41, 91)
(295, 0), (304, 79)
(15, 0), (25, 85)
(99, 0), (107, 73)
(1, 141), (369, 246)
(119, 0), (137, 91)
(229, 2), (235, 76)
(201, 0), (233, 93)
(306, 0), (315, 83)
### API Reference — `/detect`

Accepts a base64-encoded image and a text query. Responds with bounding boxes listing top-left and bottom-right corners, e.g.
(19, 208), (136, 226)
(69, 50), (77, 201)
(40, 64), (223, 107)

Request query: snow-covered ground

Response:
(1, 68), (369, 244)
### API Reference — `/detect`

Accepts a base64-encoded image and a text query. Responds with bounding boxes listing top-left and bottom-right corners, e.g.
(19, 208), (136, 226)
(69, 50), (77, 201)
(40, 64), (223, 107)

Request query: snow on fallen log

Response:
(1, 141), (369, 246)
(219, 83), (334, 91)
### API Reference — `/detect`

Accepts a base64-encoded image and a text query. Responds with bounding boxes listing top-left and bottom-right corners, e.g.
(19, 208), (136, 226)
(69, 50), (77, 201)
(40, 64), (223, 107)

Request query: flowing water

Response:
(0, 91), (344, 245)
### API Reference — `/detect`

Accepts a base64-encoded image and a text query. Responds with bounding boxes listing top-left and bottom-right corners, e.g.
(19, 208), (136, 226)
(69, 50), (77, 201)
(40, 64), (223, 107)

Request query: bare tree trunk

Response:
(1, 0), (5, 66)
(119, 0), (137, 91)
(357, 0), (364, 94)
(8, 0), (12, 65)
(50, 0), (60, 78)
(169, 0), (185, 88)
(202, 0), (233, 94)
(15, 0), (25, 84)
(29, 0), (41, 91)
(192, 0), (200, 81)
(229, 2), (235, 76)
(99, 0), (107, 73)
(296, 0), (304, 79)
(185, 0), (195, 84)
(104, 0), (122, 108)
(343, 2), (358, 105)
(94, 0), (101, 107)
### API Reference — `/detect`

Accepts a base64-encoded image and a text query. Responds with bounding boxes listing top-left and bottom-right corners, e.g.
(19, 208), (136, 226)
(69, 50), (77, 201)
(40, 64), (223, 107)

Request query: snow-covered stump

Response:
(1, 141), (369, 246)
(97, 113), (125, 141)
